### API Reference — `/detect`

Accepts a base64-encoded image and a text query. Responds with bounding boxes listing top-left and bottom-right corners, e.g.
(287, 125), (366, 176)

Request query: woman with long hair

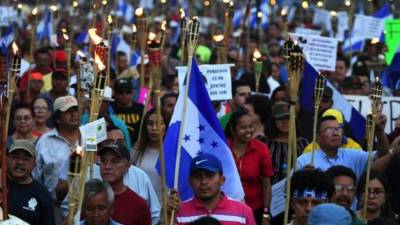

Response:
(357, 170), (399, 223)
(225, 108), (274, 225)
(132, 108), (166, 202)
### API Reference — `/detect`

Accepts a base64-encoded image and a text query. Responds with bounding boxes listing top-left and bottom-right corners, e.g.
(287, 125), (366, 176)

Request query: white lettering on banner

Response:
(344, 95), (400, 133)
(290, 33), (338, 71)
(176, 64), (233, 101)
(353, 14), (386, 40)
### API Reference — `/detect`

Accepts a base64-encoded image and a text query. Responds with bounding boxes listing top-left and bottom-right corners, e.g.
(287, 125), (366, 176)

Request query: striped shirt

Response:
(176, 194), (256, 225)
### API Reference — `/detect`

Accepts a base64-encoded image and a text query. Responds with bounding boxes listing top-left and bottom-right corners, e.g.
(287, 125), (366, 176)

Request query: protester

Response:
(288, 169), (333, 225)
(32, 97), (52, 136)
(7, 140), (55, 225)
(8, 102), (39, 147)
(81, 179), (122, 225)
(167, 153), (256, 225)
(225, 109), (273, 225)
(187, 216), (222, 225)
(244, 94), (272, 142)
(325, 165), (365, 225)
(41, 67), (71, 102)
(356, 170), (399, 223)
(307, 203), (351, 225)
(23, 72), (45, 103)
(161, 92), (178, 125)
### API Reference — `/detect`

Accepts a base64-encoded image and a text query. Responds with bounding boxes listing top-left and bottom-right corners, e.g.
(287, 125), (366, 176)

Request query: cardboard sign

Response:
(353, 14), (385, 40)
(271, 178), (286, 217)
(344, 95), (400, 133)
(79, 118), (107, 151)
(290, 33), (338, 71)
(176, 64), (233, 101)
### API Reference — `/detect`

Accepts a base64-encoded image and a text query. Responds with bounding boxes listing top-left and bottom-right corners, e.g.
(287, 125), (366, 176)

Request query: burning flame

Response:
(49, 5), (58, 12)
(180, 8), (185, 19)
(148, 32), (157, 41)
(370, 38), (380, 44)
(229, 1), (234, 7)
(212, 34), (224, 42)
(107, 15), (112, 25)
(317, 1), (323, 7)
(330, 11), (337, 17)
(302, 1), (309, 9)
(132, 24), (137, 33)
(88, 28), (103, 45)
(160, 0), (166, 3)
(17, 4), (23, 9)
(257, 11), (263, 18)
(223, 0), (229, 3)
(345, 0), (351, 7)
(32, 7), (38, 15)
(102, 0), (108, 5)
(161, 20), (167, 31)
(253, 49), (262, 61)
(72, 1), (79, 8)
(135, 7), (144, 17)
(76, 146), (83, 156)
(12, 42), (19, 55)
(63, 33), (69, 41)
(95, 54), (106, 71)
(281, 8), (287, 16)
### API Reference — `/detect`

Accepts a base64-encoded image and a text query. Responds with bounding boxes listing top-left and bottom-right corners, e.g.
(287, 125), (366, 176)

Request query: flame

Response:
(32, 7), (38, 15)
(88, 28), (103, 45)
(95, 54), (106, 71)
(17, 4), (23, 9)
(132, 24), (137, 33)
(330, 11), (337, 17)
(63, 33), (69, 41)
(76, 146), (83, 156)
(281, 8), (287, 16)
(253, 49), (262, 61)
(370, 38), (380, 44)
(61, 28), (67, 33)
(12, 42), (19, 55)
(204, 0), (210, 6)
(345, 0), (351, 6)
(317, 1), (323, 7)
(49, 5), (58, 12)
(160, 0), (166, 3)
(148, 32), (157, 41)
(212, 34), (224, 42)
(77, 50), (86, 58)
(135, 7), (144, 17)
(72, 1), (79, 8)
(107, 15), (112, 25)
(257, 11), (263, 18)
(161, 20), (167, 31)
(301, 1), (309, 9)
(102, 0), (108, 5)
(375, 76), (380, 83)
(229, 1), (234, 7)
(180, 8), (185, 19)
(222, 0), (230, 3)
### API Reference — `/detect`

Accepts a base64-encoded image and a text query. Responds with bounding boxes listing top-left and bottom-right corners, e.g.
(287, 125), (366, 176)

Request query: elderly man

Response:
(7, 140), (55, 225)
(81, 179), (122, 225)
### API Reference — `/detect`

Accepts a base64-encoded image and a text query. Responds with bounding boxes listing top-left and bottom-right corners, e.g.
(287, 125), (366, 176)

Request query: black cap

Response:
(114, 78), (133, 92)
(98, 142), (130, 161)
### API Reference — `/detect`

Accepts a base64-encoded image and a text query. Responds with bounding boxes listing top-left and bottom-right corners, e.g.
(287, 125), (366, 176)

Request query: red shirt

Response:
(176, 193), (256, 225)
(112, 187), (151, 225)
(228, 138), (274, 210)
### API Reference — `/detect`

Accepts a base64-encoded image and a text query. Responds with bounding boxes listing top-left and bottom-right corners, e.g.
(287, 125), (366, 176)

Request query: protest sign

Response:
(294, 27), (321, 36)
(312, 8), (332, 34)
(290, 33), (338, 71)
(176, 64), (233, 101)
(353, 14), (385, 40)
(344, 95), (400, 133)
(79, 118), (107, 151)
(335, 11), (349, 42)
(385, 19), (400, 65)
(271, 178), (286, 217)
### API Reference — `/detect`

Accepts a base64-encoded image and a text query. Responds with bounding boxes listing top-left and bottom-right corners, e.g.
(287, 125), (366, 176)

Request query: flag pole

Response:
(0, 43), (21, 220)
(135, 7), (147, 88)
(223, 0), (233, 64)
(179, 9), (187, 65)
(362, 78), (383, 221)
(345, 0), (353, 64)
(169, 17), (200, 225)
(310, 74), (325, 165)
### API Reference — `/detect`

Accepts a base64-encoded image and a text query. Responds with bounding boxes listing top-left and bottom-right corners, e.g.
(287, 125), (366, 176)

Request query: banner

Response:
(385, 19), (400, 65)
(353, 14), (385, 40)
(176, 64), (233, 101)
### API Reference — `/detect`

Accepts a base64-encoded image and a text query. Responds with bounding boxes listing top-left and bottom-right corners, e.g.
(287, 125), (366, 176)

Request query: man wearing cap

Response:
(111, 78), (144, 145)
(7, 140), (55, 225)
(23, 72), (44, 103)
(41, 67), (71, 102)
(97, 142), (151, 225)
(168, 153), (256, 225)
(34, 95), (80, 202)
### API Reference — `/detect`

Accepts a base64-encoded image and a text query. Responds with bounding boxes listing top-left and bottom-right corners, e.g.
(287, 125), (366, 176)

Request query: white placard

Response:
(294, 27), (321, 36)
(336, 11), (349, 42)
(271, 178), (286, 217)
(344, 95), (400, 134)
(353, 14), (385, 40)
(290, 33), (338, 71)
(312, 8), (332, 33)
(79, 118), (107, 151)
(176, 64), (233, 101)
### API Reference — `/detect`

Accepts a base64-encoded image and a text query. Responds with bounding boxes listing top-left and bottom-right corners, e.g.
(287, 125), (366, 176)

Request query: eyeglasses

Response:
(34, 106), (48, 112)
(363, 188), (385, 197)
(322, 126), (343, 135)
(15, 115), (32, 122)
(334, 184), (356, 193)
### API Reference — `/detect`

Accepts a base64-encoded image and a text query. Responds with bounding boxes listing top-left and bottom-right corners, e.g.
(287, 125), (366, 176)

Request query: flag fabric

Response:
(36, 11), (53, 41)
(233, 2), (269, 30)
(300, 61), (366, 143)
(130, 50), (140, 67)
(117, 0), (134, 23)
(74, 31), (89, 45)
(110, 34), (131, 68)
(0, 25), (14, 54)
(161, 59), (244, 201)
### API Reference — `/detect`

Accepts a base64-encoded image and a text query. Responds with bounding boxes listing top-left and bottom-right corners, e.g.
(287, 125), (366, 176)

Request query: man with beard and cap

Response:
(326, 166), (365, 225)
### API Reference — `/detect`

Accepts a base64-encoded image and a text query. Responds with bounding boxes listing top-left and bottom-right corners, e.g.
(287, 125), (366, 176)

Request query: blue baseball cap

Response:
(308, 203), (351, 225)
(190, 153), (223, 175)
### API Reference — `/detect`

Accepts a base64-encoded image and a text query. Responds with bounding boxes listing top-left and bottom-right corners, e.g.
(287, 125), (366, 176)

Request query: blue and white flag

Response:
(130, 50), (140, 67)
(117, 0), (134, 23)
(0, 25), (14, 54)
(162, 59), (244, 201)
(110, 34), (131, 68)
(300, 61), (366, 142)
(74, 31), (89, 45)
(233, 2), (269, 30)
(36, 11), (53, 41)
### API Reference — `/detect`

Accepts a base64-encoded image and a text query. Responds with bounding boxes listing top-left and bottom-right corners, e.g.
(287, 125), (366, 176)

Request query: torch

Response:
(212, 34), (224, 64)
(345, 0), (353, 62)
(62, 29), (72, 81)
(66, 146), (83, 225)
(253, 49), (262, 93)
(223, 0), (234, 64)
(160, 20), (167, 53)
(135, 7), (147, 88)
(281, 8), (289, 40)
(310, 74), (325, 165)
(170, 17), (200, 225)
(131, 24), (137, 53)
(0, 43), (21, 220)
(362, 77), (383, 220)
(30, 7), (38, 62)
(107, 15), (113, 84)
(179, 8), (187, 65)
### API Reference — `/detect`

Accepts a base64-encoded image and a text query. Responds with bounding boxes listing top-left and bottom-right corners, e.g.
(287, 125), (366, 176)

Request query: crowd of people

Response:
(1, 0), (400, 225)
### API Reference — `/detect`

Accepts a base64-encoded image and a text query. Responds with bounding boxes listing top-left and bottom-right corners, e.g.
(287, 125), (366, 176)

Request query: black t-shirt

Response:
(111, 102), (144, 144)
(8, 178), (55, 225)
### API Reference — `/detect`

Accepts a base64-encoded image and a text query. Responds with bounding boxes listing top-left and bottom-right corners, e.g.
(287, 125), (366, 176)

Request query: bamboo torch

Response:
(66, 146), (83, 225)
(310, 74), (325, 165)
(362, 77), (383, 220)
(223, 0), (234, 64)
(179, 8), (187, 65)
(135, 7), (147, 88)
(170, 17), (200, 225)
(30, 7), (38, 62)
(131, 24), (137, 54)
(283, 41), (304, 225)
(0, 43), (21, 220)
(212, 34), (224, 64)
(253, 49), (262, 93)
(160, 20), (167, 53)
(106, 15), (113, 85)
(148, 35), (168, 225)
(77, 51), (90, 117)
(345, 0), (353, 63)
(62, 29), (72, 81)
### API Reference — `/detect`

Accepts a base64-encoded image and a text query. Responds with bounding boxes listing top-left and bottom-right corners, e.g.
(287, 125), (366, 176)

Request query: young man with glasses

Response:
(326, 165), (365, 225)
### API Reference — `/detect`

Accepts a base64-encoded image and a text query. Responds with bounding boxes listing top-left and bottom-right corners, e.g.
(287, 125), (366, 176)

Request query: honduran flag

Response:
(0, 25), (14, 54)
(161, 58), (244, 201)
(300, 61), (366, 143)
(110, 34), (131, 68)
(117, 0), (134, 23)
(36, 11), (53, 41)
